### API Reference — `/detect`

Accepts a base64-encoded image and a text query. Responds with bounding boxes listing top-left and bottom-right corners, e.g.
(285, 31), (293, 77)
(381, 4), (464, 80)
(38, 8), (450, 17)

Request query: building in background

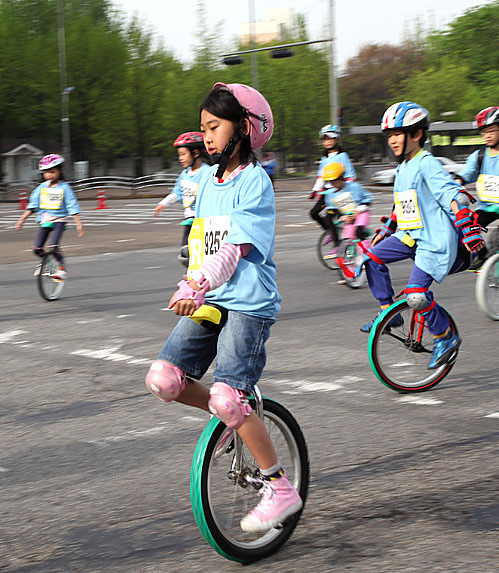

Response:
(240, 8), (294, 45)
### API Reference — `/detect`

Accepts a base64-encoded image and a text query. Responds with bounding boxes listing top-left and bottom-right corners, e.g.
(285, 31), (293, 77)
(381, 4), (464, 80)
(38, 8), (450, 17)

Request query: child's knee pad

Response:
(208, 382), (252, 429)
(145, 360), (187, 402)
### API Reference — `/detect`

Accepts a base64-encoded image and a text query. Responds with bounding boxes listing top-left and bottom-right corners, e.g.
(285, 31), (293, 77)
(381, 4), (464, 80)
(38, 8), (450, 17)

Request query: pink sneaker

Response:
(240, 473), (303, 532)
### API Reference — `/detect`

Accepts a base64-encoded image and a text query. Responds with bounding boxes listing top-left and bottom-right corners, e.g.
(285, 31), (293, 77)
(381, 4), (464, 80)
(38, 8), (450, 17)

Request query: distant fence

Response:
(0, 174), (180, 201)
(72, 173), (178, 193)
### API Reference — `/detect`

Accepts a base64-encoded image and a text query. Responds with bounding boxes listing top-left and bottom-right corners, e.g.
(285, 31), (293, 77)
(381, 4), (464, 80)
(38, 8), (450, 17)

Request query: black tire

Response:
(368, 300), (459, 392)
(190, 398), (309, 563)
(317, 229), (340, 270)
(37, 253), (65, 301)
(476, 253), (499, 320)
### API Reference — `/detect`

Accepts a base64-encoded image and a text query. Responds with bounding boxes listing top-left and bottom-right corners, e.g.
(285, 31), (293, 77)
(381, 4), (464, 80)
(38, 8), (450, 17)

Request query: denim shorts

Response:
(157, 310), (275, 394)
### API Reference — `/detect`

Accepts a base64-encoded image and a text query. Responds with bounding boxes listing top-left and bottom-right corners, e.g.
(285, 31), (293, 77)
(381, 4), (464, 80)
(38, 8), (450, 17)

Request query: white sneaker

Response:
(33, 263), (42, 277)
(50, 267), (67, 280)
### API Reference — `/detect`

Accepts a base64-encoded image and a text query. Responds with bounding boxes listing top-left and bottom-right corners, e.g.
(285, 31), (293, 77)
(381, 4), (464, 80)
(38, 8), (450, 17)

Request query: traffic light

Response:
(223, 56), (244, 66)
(271, 48), (293, 59)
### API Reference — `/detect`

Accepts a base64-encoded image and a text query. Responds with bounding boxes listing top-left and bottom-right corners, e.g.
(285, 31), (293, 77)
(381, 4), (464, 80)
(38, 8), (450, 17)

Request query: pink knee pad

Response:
(145, 360), (187, 402)
(208, 382), (253, 429)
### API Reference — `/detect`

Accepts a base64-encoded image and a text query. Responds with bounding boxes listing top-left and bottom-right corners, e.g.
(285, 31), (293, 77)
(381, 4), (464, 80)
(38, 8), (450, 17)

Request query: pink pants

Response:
(342, 209), (371, 240)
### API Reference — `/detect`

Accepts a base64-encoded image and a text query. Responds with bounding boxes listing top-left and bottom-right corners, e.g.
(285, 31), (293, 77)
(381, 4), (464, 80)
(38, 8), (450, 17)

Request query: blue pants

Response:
(365, 236), (450, 335)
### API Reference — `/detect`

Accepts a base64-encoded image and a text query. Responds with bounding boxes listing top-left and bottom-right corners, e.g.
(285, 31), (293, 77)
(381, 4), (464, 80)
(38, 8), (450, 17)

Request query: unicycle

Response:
(336, 238), (367, 289)
(475, 226), (499, 321)
(188, 307), (309, 563)
(317, 218), (342, 270)
(368, 299), (459, 392)
(37, 250), (66, 301)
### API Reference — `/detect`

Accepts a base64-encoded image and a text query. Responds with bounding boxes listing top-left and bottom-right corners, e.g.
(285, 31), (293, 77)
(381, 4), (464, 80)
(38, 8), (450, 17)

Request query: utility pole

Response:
(248, 0), (259, 89)
(57, 0), (72, 178)
(328, 0), (339, 124)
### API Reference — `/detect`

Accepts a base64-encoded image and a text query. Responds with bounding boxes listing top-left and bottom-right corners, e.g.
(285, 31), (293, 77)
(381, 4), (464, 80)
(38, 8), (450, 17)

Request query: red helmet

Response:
(473, 107), (499, 130)
(173, 132), (204, 148)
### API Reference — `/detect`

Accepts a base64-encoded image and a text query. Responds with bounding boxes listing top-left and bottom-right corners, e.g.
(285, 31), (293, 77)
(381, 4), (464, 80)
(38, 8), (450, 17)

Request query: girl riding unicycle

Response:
(145, 84), (307, 561)
(154, 132), (211, 265)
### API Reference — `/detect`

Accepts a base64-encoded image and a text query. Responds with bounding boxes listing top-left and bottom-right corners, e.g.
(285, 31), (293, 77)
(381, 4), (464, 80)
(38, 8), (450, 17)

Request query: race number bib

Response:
(39, 187), (64, 210)
(331, 191), (356, 215)
(394, 189), (423, 230)
(476, 174), (499, 204)
(181, 180), (198, 208)
(187, 215), (231, 277)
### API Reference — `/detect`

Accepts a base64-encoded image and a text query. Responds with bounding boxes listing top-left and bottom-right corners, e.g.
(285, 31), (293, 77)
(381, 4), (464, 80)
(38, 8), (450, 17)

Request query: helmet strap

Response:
(214, 120), (243, 179)
(396, 132), (407, 164)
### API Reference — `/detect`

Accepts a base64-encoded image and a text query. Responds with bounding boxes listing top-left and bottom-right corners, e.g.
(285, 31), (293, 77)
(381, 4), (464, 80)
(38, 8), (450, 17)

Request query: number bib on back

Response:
(331, 191), (356, 215)
(187, 215), (231, 277)
(39, 186), (64, 210)
(394, 189), (423, 230)
(476, 174), (499, 204)
(181, 180), (198, 208)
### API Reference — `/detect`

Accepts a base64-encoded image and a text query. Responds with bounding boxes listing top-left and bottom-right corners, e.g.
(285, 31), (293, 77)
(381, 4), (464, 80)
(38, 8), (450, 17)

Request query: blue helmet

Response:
(381, 102), (430, 132)
(319, 124), (342, 139)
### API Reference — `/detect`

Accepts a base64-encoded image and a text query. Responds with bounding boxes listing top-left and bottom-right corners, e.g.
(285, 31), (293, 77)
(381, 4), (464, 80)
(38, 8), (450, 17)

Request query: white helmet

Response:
(381, 102), (430, 132)
(39, 154), (64, 171)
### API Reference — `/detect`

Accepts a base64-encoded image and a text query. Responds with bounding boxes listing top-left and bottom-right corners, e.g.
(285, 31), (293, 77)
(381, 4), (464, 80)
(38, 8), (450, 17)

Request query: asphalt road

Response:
(1, 181), (498, 572)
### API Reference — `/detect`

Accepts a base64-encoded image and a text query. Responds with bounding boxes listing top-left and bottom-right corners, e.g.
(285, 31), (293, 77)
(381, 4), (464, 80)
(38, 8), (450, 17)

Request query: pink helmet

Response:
(473, 106), (499, 130)
(173, 132), (204, 148)
(39, 154), (64, 171)
(212, 82), (274, 150)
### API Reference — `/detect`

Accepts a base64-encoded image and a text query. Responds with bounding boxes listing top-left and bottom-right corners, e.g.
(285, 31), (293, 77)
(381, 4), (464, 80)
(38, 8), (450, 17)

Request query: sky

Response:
(111, 0), (492, 69)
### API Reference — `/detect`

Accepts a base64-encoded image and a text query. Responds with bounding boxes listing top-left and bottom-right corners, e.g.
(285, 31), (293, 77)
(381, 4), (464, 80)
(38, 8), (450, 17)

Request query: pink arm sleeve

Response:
(196, 243), (252, 290)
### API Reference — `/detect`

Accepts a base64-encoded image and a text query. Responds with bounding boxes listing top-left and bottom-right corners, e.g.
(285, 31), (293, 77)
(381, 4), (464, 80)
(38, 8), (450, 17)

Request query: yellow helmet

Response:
(323, 162), (345, 182)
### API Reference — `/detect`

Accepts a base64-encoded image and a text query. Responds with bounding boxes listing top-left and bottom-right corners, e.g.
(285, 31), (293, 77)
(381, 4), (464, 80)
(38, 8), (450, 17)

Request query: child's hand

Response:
(77, 223), (84, 237)
(154, 204), (165, 217)
(15, 220), (23, 231)
(344, 213), (356, 223)
(170, 299), (197, 316)
(371, 233), (383, 247)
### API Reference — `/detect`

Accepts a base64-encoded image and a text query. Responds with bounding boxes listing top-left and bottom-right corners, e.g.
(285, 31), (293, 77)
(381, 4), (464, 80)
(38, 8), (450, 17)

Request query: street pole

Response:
(328, 0), (339, 124)
(248, 0), (259, 89)
(57, 0), (72, 178)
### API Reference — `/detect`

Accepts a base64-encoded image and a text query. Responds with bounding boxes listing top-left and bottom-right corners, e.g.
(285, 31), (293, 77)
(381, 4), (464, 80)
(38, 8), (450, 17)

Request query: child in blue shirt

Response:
(359, 102), (484, 369)
(154, 132), (211, 263)
(145, 83), (302, 533)
(309, 124), (356, 231)
(15, 154), (84, 279)
(456, 106), (499, 270)
(320, 162), (372, 257)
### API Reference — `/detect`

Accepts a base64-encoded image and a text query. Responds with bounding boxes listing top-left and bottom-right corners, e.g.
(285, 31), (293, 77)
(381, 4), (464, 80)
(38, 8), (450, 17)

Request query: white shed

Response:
(2, 143), (44, 184)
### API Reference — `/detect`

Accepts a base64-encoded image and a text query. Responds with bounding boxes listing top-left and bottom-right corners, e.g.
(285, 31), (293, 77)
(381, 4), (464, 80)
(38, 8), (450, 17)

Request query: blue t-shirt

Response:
(317, 151), (356, 181)
(27, 181), (80, 222)
(457, 148), (499, 211)
(190, 163), (281, 318)
(393, 150), (462, 282)
(172, 163), (211, 218)
(324, 181), (372, 213)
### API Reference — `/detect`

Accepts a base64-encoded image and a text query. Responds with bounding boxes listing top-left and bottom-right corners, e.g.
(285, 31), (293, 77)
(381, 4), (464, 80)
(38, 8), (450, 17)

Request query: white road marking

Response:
(0, 330), (29, 343)
(115, 239), (137, 242)
(396, 395), (444, 405)
(71, 345), (150, 365)
(0, 467), (9, 472)
(117, 314), (136, 318)
(145, 266), (163, 269)
(485, 412), (499, 418)
(86, 422), (171, 446)
(75, 319), (105, 324)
